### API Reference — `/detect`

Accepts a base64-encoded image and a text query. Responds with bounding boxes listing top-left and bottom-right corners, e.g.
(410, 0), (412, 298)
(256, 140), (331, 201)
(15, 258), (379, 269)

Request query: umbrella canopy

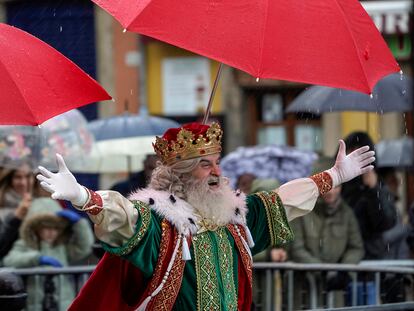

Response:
(220, 144), (317, 188)
(74, 114), (180, 173)
(376, 137), (414, 168)
(0, 109), (94, 171)
(92, 0), (399, 94)
(286, 74), (412, 114)
(0, 23), (111, 125)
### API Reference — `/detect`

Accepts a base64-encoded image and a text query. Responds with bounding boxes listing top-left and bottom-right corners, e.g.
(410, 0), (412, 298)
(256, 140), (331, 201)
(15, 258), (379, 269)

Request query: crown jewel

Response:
(153, 122), (223, 165)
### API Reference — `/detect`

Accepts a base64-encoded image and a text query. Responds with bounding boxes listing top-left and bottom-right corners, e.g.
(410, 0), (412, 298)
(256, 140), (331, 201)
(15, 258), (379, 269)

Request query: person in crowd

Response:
(0, 164), (33, 219)
(407, 204), (414, 257)
(3, 197), (94, 311)
(0, 197), (31, 260)
(0, 165), (33, 263)
(378, 167), (411, 260)
(36, 122), (374, 310)
(377, 167), (413, 303)
(289, 156), (364, 308)
(341, 132), (397, 260)
(235, 173), (256, 194)
(110, 154), (158, 196)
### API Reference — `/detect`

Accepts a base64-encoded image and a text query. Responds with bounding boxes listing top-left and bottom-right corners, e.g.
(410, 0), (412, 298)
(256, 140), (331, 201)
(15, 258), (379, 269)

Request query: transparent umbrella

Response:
(0, 109), (94, 171)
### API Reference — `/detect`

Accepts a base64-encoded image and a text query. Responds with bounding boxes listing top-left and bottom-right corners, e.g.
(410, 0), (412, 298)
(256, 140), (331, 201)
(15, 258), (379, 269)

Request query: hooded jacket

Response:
(3, 197), (94, 311)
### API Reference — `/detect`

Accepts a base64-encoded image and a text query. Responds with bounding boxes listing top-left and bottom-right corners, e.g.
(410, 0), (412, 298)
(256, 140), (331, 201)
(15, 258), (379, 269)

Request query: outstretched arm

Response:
(36, 154), (139, 247)
(276, 140), (375, 221)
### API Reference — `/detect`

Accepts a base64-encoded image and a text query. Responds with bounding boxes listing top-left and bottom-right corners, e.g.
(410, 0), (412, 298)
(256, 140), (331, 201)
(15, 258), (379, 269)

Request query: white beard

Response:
(185, 176), (238, 227)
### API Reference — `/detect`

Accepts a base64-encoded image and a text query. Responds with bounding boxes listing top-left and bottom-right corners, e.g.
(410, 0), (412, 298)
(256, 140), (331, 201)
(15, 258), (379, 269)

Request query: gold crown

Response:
(153, 122), (223, 165)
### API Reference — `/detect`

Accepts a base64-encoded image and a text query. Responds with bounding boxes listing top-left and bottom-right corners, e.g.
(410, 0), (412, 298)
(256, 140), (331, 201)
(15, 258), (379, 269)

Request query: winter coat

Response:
(342, 178), (397, 259)
(3, 198), (94, 311)
(289, 199), (364, 264)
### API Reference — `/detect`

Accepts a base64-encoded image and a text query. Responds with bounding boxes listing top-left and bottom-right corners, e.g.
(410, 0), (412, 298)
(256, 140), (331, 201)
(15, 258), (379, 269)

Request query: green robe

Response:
(102, 191), (293, 311)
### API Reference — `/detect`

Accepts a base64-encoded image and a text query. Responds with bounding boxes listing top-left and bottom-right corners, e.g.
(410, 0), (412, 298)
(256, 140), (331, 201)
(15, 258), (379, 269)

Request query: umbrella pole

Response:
(202, 63), (223, 124)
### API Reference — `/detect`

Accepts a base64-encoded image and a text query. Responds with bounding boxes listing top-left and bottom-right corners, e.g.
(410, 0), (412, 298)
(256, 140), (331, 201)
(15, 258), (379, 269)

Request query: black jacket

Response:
(342, 177), (397, 259)
(0, 213), (22, 258)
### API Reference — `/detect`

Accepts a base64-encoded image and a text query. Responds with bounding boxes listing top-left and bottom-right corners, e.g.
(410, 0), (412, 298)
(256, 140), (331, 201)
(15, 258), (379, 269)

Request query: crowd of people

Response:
(236, 131), (414, 308)
(0, 126), (412, 310)
(0, 164), (94, 311)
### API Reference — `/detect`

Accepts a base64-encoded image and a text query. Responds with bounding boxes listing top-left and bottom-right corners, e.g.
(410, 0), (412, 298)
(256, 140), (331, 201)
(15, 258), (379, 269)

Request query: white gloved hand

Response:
(36, 154), (88, 206)
(326, 140), (375, 188)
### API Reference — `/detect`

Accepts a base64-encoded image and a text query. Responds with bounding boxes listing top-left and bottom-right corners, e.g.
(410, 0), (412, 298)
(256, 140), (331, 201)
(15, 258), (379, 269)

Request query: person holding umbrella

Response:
(341, 132), (397, 260)
(36, 122), (375, 310)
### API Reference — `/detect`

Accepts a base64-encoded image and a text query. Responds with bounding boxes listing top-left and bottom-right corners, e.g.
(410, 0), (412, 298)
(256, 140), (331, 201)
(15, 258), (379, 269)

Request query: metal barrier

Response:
(308, 302), (414, 311)
(1, 261), (413, 310)
(253, 261), (414, 311)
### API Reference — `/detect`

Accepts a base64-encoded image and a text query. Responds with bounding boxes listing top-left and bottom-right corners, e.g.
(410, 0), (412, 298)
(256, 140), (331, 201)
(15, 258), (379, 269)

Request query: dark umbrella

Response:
(286, 74), (412, 114)
(74, 114), (180, 173)
(88, 113), (180, 141)
(376, 137), (414, 168)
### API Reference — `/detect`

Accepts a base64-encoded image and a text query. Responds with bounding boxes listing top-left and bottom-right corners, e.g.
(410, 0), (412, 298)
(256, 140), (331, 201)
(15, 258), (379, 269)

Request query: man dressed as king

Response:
(36, 122), (375, 311)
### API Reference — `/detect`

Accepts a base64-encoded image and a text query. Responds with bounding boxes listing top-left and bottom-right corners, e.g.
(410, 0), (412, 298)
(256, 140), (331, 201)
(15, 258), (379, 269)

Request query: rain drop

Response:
(369, 93), (373, 99)
(123, 29), (127, 33)
(112, 98), (116, 102)
(402, 90), (406, 95)
(399, 70), (403, 80)
(59, 26), (63, 32)
(130, 89), (133, 95)
(256, 77), (260, 82)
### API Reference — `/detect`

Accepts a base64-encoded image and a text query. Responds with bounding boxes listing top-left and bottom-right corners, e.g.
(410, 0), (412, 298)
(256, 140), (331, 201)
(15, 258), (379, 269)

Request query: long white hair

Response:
(148, 158), (201, 200)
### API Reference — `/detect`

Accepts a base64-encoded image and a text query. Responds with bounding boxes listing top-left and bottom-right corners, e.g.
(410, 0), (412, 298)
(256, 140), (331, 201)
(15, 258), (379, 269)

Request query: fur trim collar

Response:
(128, 189), (248, 236)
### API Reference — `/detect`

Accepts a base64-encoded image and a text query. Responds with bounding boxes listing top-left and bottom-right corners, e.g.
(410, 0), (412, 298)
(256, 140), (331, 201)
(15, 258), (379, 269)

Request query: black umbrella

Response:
(286, 74), (412, 114)
(376, 137), (414, 168)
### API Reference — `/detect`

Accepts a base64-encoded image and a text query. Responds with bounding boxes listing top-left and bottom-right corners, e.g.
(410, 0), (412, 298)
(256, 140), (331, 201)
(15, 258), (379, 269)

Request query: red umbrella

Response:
(0, 23), (111, 125)
(92, 0), (399, 94)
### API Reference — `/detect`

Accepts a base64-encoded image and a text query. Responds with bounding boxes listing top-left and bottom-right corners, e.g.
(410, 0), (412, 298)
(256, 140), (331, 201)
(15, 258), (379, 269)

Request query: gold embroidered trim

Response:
(101, 201), (151, 256)
(148, 220), (171, 293)
(216, 227), (237, 310)
(194, 232), (221, 311)
(227, 225), (253, 287)
(255, 191), (294, 247)
(310, 171), (333, 195)
(147, 220), (186, 311)
(152, 238), (185, 310)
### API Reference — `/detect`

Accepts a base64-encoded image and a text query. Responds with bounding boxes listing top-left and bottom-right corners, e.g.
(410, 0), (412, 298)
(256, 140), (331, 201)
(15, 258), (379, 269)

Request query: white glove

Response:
(36, 154), (89, 206)
(326, 140), (375, 188)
